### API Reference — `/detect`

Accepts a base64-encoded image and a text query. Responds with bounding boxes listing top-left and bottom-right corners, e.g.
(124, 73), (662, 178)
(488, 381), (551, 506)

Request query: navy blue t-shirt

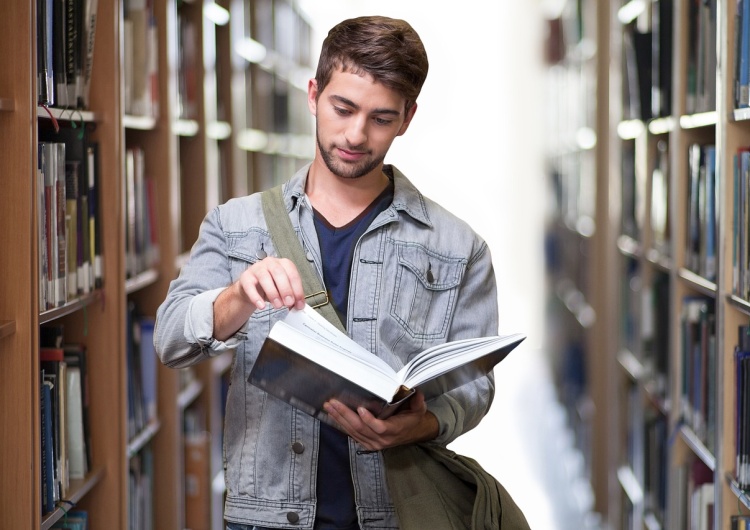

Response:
(313, 181), (394, 530)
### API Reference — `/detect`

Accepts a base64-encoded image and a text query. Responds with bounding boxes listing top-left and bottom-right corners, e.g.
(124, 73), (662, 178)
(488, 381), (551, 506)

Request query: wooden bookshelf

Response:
(0, 0), (313, 528)
(546, 0), (750, 527)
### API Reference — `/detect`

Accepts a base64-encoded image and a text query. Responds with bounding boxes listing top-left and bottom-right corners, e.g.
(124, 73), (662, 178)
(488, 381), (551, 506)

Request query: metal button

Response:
(286, 512), (300, 524)
(292, 441), (305, 454)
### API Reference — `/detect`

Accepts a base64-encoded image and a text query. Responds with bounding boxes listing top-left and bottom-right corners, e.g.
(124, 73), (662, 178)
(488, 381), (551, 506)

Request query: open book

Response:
(248, 305), (525, 423)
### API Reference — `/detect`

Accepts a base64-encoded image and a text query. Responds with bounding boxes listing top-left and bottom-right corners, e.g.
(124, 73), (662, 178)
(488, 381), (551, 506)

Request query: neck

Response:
(306, 157), (390, 227)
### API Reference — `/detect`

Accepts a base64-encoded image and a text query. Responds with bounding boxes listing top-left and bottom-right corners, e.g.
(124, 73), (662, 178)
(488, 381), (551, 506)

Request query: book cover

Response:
(65, 365), (86, 479)
(41, 379), (55, 515)
(248, 305), (525, 424)
(64, 344), (92, 473)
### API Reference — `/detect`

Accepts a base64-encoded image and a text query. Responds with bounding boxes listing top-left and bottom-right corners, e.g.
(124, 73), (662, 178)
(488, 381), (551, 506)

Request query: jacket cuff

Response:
(185, 287), (247, 353)
(426, 397), (461, 445)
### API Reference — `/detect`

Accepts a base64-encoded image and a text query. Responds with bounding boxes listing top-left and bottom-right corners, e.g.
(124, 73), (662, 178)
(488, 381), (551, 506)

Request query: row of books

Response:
(620, 0), (673, 122)
(39, 325), (91, 515)
(686, 0), (717, 115)
(125, 147), (160, 279)
(733, 147), (750, 300)
(37, 0), (98, 109)
(680, 297), (717, 455)
(686, 143), (718, 283)
(123, 0), (158, 118)
(176, 3), (199, 120)
(37, 130), (102, 310)
(129, 447), (154, 530)
(687, 470), (714, 530)
(50, 510), (89, 529)
(126, 302), (157, 442)
(736, 0), (750, 109)
(735, 325), (750, 490)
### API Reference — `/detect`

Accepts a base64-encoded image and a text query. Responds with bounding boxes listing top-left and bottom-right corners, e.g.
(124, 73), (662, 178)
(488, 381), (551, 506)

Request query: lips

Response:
(337, 147), (368, 161)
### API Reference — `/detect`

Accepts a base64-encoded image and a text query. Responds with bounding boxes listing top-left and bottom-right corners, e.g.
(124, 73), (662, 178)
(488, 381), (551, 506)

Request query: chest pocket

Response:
(226, 229), (274, 281)
(390, 243), (466, 339)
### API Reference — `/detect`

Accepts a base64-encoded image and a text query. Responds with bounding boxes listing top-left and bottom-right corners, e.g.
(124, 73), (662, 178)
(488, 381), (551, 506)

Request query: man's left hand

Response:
(323, 390), (439, 451)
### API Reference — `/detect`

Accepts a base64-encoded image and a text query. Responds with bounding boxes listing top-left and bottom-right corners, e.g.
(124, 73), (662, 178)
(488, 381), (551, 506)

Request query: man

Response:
(155, 16), (499, 530)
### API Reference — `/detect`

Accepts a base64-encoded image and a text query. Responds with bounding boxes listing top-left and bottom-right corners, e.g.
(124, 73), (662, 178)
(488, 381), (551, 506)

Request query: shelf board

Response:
(725, 472), (750, 510)
(41, 466), (105, 530)
(177, 378), (204, 410)
(728, 294), (750, 316)
(617, 234), (642, 259)
(40, 291), (101, 324)
(173, 119), (200, 137)
(617, 348), (646, 381)
(123, 114), (157, 130)
(0, 98), (14, 111)
(617, 465), (644, 505)
(733, 107), (750, 122)
(644, 248), (673, 272)
(207, 120), (232, 140)
(0, 320), (16, 339)
(677, 268), (717, 297)
(648, 117), (676, 135)
(125, 268), (159, 295)
(679, 424), (715, 471)
(127, 418), (161, 458)
(555, 279), (596, 329)
(679, 111), (717, 129)
(617, 119), (645, 140)
(37, 106), (98, 123)
(643, 512), (662, 530)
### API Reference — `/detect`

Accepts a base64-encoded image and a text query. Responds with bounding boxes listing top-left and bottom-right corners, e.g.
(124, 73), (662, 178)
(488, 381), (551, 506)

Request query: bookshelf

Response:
(546, 0), (750, 527)
(0, 0), (313, 528)
(543, 0), (617, 522)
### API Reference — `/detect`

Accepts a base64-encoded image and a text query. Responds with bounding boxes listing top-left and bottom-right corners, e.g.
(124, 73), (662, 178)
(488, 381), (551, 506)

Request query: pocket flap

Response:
(396, 244), (465, 290)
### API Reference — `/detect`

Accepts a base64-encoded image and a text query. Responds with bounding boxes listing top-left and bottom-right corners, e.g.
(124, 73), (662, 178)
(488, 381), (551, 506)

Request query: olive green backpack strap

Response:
(260, 185), (346, 333)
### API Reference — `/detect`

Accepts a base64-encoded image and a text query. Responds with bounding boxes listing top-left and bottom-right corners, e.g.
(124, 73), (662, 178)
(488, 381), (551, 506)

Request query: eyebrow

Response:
(330, 95), (402, 116)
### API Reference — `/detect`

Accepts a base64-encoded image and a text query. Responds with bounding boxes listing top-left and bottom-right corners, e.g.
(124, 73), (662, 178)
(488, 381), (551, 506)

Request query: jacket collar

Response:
(282, 162), (432, 227)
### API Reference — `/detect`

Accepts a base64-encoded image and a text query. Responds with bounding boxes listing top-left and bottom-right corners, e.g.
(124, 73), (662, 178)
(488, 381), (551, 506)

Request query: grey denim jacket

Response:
(154, 164), (499, 529)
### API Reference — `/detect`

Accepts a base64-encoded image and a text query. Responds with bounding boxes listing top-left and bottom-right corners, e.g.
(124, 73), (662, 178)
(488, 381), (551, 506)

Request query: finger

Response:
(325, 401), (383, 449)
(238, 269), (271, 310)
(253, 259), (296, 309)
(277, 259), (307, 309)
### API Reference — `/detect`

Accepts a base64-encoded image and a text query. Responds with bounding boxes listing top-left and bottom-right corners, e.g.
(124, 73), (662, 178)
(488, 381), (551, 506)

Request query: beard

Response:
(316, 128), (385, 179)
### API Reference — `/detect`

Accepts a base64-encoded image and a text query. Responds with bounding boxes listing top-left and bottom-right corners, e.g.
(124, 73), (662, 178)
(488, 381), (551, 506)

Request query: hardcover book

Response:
(248, 305), (525, 424)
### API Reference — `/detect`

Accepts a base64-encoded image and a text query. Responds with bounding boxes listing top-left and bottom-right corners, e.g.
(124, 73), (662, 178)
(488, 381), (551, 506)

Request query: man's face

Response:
(308, 69), (416, 180)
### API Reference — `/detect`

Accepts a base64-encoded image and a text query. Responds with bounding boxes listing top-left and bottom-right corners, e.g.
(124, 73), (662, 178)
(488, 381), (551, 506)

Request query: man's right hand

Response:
(213, 257), (306, 341)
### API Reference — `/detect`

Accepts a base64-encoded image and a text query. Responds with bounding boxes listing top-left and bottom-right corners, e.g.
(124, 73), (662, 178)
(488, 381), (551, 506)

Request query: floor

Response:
(448, 346), (603, 530)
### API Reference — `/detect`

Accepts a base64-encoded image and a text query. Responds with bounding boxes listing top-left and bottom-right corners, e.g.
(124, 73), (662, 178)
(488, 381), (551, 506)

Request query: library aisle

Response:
(450, 346), (602, 530)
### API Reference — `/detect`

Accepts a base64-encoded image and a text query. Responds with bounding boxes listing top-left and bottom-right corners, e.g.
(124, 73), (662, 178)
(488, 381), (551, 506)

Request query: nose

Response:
(344, 115), (367, 147)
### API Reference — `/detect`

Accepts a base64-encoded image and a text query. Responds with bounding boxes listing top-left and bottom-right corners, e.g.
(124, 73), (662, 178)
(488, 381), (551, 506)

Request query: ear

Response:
(397, 102), (418, 136)
(307, 78), (319, 116)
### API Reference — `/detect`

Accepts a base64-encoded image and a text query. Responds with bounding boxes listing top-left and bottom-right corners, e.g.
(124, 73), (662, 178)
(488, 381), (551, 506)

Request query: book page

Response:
(398, 333), (526, 388)
(269, 306), (399, 399)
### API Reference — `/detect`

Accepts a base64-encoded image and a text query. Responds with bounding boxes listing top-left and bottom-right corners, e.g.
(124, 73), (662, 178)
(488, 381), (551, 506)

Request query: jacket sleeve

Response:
(426, 240), (499, 445)
(154, 207), (247, 369)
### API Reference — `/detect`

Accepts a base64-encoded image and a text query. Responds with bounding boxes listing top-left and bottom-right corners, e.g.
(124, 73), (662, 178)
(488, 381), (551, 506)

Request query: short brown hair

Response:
(315, 16), (429, 111)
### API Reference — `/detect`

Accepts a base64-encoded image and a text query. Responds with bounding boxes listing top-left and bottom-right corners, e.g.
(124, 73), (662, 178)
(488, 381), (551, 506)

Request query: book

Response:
(37, 0), (55, 105)
(41, 378), (55, 515)
(248, 305), (525, 423)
